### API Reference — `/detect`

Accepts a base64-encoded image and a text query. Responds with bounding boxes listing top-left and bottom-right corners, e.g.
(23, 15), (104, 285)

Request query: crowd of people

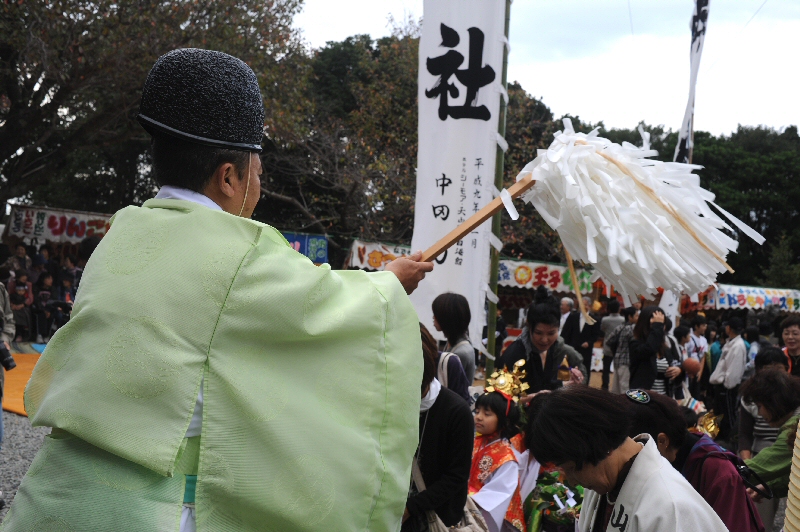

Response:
(0, 239), (100, 344)
(3, 48), (798, 532)
(406, 284), (800, 532)
(3, 235), (799, 531)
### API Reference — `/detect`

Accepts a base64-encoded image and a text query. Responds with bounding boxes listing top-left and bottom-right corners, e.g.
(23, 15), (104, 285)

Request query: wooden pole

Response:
(485, 0), (512, 375)
(421, 173), (535, 262)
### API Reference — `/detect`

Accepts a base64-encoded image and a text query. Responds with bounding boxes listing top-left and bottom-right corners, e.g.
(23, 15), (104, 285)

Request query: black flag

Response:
(674, 0), (709, 164)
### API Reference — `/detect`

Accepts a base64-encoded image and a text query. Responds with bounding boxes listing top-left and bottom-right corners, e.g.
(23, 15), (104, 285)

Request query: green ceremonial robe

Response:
(2, 199), (421, 531)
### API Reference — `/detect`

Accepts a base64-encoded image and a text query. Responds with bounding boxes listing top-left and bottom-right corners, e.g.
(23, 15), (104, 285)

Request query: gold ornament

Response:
(485, 360), (530, 402)
(557, 355), (571, 381)
(697, 411), (722, 439)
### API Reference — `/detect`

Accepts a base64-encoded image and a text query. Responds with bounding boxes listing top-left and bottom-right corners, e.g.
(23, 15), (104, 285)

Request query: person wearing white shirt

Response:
(710, 317), (748, 440)
(687, 316), (709, 360)
(686, 315), (709, 398)
(559, 297), (573, 333)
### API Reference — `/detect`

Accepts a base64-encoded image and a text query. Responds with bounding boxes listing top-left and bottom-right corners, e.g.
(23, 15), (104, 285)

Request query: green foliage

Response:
(258, 30), (420, 266)
(759, 234), (800, 289)
(693, 125), (800, 285)
(502, 82), (562, 262)
(0, 0), (304, 212)
(2, 4), (797, 283)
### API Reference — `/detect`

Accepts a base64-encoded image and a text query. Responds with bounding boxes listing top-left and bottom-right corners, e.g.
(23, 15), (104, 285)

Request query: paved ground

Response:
(0, 411), (49, 520)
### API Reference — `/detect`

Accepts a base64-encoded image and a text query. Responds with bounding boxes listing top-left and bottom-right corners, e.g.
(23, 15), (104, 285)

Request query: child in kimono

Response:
(471, 389), (527, 532)
(510, 423), (539, 507)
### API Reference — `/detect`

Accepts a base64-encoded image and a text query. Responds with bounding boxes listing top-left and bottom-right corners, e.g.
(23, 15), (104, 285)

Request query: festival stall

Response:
(345, 239), (611, 312)
(3, 203), (331, 266)
(680, 284), (800, 315)
(346, 241), (800, 318)
(281, 231), (329, 265)
(2, 203), (113, 261)
(3, 204), (112, 245)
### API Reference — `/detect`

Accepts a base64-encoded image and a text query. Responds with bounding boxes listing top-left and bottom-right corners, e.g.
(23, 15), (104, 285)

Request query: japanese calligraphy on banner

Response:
(497, 259), (595, 294)
(5, 204), (111, 244)
(344, 240), (411, 271)
(410, 0), (507, 347)
(717, 284), (800, 313)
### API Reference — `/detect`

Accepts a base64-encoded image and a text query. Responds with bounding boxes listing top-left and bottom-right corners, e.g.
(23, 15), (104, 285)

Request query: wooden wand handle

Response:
(421, 173), (537, 262)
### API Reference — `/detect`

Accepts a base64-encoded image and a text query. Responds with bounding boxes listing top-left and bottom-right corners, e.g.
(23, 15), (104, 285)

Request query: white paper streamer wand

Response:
(519, 120), (764, 299)
(574, 139), (733, 273)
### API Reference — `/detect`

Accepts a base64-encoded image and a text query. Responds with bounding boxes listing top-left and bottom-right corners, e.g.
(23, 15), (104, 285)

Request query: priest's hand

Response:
(385, 251), (433, 294)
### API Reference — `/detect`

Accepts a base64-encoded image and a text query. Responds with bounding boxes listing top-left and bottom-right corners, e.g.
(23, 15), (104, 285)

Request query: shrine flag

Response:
(674, 0), (709, 163)
(410, 0), (507, 354)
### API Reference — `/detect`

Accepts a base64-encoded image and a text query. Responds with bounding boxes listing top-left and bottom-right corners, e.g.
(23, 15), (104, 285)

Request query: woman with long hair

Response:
(628, 306), (681, 391)
(432, 292), (475, 383)
(403, 324), (474, 531)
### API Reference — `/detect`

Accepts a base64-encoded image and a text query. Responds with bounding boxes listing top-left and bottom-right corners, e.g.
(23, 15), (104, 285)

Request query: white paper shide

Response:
(521, 119), (764, 302)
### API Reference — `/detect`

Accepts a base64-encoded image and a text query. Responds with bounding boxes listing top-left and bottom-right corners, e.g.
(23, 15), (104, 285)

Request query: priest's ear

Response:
(212, 163), (243, 199)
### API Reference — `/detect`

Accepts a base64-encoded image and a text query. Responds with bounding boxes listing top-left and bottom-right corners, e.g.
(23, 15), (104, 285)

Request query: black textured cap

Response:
(138, 48), (264, 152)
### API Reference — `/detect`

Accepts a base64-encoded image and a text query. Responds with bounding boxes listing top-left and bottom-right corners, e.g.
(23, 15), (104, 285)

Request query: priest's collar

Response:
(155, 186), (222, 211)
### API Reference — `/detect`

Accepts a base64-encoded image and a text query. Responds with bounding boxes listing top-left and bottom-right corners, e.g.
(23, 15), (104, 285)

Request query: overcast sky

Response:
(294, 0), (799, 136)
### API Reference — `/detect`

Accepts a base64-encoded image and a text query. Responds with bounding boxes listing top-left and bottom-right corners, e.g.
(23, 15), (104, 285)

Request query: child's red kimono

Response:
(470, 435), (527, 532)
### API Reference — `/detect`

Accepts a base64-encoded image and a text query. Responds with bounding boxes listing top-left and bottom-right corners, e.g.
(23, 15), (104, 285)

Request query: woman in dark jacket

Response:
(403, 324), (475, 531)
(629, 306), (681, 390)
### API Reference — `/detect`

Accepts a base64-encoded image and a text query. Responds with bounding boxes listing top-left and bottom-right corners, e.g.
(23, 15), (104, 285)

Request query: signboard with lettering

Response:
(344, 240), (411, 271)
(5, 204), (111, 244)
(281, 232), (329, 264)
(497, 259), (596, 294)
(717, 284), (800, 313)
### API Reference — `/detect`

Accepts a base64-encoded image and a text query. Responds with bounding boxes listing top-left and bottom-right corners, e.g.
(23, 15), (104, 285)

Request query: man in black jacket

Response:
(403, 327), (474, 530)
(575, 296), (601, 374)
(559, 297), (581, 350)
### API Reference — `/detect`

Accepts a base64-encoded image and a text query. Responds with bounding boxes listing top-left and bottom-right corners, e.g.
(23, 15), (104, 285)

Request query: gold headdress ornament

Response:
(696, 411), (722, 440)
(485, 360), (530, 413)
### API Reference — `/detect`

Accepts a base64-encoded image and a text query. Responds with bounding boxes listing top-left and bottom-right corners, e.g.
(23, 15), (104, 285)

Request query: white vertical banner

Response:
(410, 0), (507, 349)
(674, 0), (709, 163)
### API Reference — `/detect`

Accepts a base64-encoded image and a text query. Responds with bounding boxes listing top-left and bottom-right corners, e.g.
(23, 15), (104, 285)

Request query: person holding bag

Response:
(425, 323), (470, 403)
(404, 324), (478, 531)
